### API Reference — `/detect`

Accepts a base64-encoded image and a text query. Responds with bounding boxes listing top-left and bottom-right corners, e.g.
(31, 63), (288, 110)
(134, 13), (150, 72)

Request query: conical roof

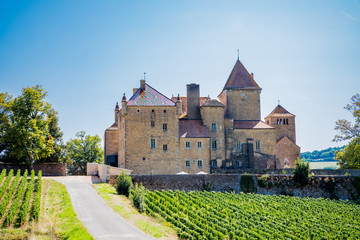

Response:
(222, 59), (261, 91)
(265, 105), (295, 118)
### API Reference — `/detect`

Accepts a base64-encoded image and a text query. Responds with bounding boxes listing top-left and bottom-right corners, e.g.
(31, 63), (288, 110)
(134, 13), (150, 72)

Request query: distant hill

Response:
(301, 146), (345, 162)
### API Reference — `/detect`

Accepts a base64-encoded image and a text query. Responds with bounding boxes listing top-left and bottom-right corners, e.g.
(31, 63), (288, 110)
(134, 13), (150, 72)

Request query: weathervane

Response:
(237, 49), (239, 60)
(278, 100), (280, 105)
(144, 72), (146, 80)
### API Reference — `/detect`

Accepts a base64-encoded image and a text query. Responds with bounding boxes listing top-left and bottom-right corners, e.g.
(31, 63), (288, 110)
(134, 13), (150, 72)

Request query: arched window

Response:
(286, 119), (289, 125)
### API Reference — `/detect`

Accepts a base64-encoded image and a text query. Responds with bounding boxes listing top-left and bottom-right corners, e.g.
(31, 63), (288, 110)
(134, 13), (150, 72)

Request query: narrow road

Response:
(47, 176), (153, 240)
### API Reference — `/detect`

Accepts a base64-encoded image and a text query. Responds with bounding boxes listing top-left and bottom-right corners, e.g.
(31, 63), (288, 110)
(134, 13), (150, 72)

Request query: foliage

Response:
(16, 170), (35, 226)
(0, 86), (56, 168)
(0, 170), (21, 218)
(203, 181), (212, 191)
(335, 137), (360, 169)
(30, 171), (42, 222)
(145, 190), (360, 240)
(257, 174), (269, 188)
(301, 146), (345, 161)
(65, 131), (103, 175)
(130, 183), (146, 213)
(116, 171), (133, 197)
(334, 93), (360, 142)
(240, 174), (256, 193)
(293, 159), (311, 187)
(0, 169), (13, 199)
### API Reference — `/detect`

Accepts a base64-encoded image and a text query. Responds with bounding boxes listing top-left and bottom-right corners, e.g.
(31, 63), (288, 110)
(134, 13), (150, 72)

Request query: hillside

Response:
(301, 146), (345, 162)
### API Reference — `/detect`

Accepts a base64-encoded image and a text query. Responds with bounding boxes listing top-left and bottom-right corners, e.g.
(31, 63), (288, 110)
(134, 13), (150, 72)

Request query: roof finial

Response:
(237, 49), (239, 60)
(278, 100), (280, 105)
(144, 72), (146, 80)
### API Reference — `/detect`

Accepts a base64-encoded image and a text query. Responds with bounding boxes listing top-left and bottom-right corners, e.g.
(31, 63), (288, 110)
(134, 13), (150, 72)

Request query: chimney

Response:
(186, 83), (200, 119)
(140, 80), (145, 90)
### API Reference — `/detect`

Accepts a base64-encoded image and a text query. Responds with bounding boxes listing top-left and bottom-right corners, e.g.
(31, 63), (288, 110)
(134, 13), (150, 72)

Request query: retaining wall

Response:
(0, 163), (66, 176)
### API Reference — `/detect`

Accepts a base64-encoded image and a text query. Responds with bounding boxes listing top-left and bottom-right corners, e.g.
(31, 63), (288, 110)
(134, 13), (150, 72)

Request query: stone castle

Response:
(104, 58), (300, 174)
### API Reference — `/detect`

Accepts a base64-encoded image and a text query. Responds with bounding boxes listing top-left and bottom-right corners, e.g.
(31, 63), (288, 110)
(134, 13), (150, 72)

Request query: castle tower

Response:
(218, 59), (262, 120)
(265, 104), (300, 168)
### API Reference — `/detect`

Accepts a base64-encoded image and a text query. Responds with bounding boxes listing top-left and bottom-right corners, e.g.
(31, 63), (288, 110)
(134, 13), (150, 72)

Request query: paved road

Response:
(48, 176), (153, 240)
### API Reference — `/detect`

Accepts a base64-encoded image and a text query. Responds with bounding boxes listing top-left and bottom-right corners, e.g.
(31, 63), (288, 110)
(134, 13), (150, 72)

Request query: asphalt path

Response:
(47, 176), (153, 240)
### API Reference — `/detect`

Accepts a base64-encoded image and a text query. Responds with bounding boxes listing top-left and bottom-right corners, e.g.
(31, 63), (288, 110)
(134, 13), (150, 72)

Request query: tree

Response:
(335, 137), (360, 169)
(333, 93), (360, 142)
(293, 158), (310, 187)
(334, 94), (360, 169)
(65, 131), (103, 175)
(0, 86), (55, 168)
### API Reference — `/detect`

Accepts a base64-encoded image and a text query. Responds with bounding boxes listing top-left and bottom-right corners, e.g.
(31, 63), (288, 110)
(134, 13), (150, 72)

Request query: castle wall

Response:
(118, 112), (126, 168)
(224, 89), (261, 120)
(104, 129), (118, 157)
(179, 137), (210, 174)
(277, 137), (300, 168)
(200, 106), (225, 162)
(124, 106), (180, 174)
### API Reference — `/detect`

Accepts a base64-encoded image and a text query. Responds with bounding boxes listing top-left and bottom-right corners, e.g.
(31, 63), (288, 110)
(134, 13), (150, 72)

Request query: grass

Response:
(93, 183), (178, 240)
(309, 161), (339, 169)
(0, 179), (93, 240)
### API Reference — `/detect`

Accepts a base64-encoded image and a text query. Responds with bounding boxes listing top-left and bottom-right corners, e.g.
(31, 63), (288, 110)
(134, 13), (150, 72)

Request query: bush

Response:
(293, 159), (310, 187)
(257, 174), (269, 188)
(240, 174), (256, 193)
(130, 183), (146, 212)
(203, 181), (212, 191)
(116, 171), (133, 197)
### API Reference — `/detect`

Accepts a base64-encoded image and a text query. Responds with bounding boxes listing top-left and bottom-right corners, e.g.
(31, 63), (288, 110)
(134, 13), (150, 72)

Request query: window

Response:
(211, 160), (217, 168)
(255, 140), (261, 152)
(185, 141), (190, 148)
(212, 123), (216, 130)
(197, 160), (203, 169)
(286, 119), (289, 125)
(212, 139), (217, 150)
(163, 123), (167, 131)
(236, 141), (242, 151)
(142, 157), (146, 161)
(197, 142), (202, 148)
(151, 121), (155, 127)
(235, 160), (241, 168)
(152, 109), (154, 112)
(163, 144), (167, 151)
(185, 160), (191, 168)
(137, 109), (140, 113)
(164, 110), (167, 113)
(150, 138), (156, 149)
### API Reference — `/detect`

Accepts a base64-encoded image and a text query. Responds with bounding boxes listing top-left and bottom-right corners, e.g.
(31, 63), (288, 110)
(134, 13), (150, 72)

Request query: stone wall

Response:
(0, 163), (66, 176)
(109, 173), (360, 201)
(211, 168), (360, 176)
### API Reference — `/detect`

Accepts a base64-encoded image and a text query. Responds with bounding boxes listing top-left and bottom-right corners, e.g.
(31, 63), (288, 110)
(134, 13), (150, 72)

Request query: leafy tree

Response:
(335, 137), (360, 169)
(334, 93), (360, 142)
(65, 131), (103, 175)
(0, 86), (55, 168)
(333, 94), (360, 169)
(116, 171), (133, 197)
(293, 158), (310, 187)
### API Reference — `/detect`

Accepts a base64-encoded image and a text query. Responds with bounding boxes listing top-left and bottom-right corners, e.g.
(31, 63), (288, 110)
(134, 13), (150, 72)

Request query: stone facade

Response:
(104, 58), (300, 174)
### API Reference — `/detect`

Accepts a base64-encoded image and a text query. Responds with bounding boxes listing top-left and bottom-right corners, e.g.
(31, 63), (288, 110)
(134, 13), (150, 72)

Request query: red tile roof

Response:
(233, 120), (273, 129)
(170, 96), (210, 113)
(179, 120), (209, 138)
(265, 105), (295, 118)
(222, 59), (261, 91)
(128, 84), (175, 106)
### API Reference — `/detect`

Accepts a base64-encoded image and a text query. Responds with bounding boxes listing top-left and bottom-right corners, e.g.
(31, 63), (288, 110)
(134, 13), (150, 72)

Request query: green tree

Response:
(65, 131), (103, 175)
(0, 86), (55, 168)
(334, 93), (360, 142)
(293, 158), (310, 187)
(334, 94), (360, 169)
(335, 137), (360, 169)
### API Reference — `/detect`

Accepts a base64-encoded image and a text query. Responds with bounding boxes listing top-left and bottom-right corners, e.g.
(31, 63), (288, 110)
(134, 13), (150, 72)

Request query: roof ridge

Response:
(145, 83), (176, 104)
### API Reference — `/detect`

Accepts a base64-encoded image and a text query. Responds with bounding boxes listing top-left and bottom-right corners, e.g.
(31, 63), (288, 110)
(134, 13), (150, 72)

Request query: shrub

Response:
(203, 181), (212, 191)
(293, 159), (310, 187)
(130, 183), (146, 212)
(240, 174), (256, 193)
(257, 174), (269, 188)
(116, 171), (133, 197)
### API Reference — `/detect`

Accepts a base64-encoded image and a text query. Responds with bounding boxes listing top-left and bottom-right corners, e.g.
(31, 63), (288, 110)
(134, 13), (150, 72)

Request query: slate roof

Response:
(128, 84), (175, 106)
(265, 105), (295, 118)
(222, 59), (261, 91)
(179, 120), (209, 138)
(233, 120), (273, 129)
(201, 99), (225, 107)
(170, 96), (210, 113)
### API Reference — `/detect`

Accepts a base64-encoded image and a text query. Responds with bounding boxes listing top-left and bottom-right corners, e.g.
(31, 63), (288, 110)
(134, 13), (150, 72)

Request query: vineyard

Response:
(145, 190), (360, 240)
(0, 169), (42, 228)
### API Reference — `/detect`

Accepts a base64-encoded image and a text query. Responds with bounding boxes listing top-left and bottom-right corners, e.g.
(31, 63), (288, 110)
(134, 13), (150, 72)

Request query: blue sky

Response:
(0, 0), (359, 152)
